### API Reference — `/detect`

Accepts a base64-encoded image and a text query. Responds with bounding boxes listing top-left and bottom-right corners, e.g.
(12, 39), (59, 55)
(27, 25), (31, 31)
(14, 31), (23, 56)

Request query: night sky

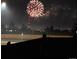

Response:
(1, 0), (77, 31)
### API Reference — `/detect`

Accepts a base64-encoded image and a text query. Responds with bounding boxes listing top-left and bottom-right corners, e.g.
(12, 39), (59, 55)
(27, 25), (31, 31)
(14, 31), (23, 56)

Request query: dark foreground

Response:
(1, 37), (77, 59)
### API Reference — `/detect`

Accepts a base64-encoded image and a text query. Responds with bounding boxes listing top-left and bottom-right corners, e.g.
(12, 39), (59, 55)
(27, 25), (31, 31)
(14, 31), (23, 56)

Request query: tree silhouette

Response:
(44, 26), (49, 32)
(71, 23), (77, 39)
(50, 26), (54, 31)
(1, 24), (6, 34)
(20, 24), (27, 34)
(45, 26), (54, 32)
(9, 22), (17, 33)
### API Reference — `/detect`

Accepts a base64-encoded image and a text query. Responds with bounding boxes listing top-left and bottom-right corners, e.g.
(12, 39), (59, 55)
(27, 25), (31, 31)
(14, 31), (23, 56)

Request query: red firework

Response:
(27, 0), (44, 17)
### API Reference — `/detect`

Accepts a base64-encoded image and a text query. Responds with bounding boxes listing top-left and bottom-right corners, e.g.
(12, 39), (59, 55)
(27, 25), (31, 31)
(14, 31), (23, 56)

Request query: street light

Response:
(1, 2), (6, 9)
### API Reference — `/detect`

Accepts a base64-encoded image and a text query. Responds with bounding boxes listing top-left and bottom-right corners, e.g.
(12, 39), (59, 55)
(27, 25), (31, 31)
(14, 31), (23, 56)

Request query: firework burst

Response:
(27, 0), (44, 17)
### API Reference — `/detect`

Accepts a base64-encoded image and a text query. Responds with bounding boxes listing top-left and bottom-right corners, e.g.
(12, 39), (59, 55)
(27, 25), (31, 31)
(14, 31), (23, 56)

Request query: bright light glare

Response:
(1, 2), (6, 8)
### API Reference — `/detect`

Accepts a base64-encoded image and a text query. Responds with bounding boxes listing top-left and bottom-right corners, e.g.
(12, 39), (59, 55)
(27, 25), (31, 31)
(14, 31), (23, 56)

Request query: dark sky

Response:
(1, 0), (77, 30)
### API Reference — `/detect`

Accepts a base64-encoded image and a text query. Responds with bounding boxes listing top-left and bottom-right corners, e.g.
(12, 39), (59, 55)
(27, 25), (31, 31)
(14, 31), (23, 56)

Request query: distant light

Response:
(15, 30), (16, 31)
(9, 30), (12, 32)
(21, 33), (24, 36)
(6, 30), (8, 32)
(1, 2), (6, 8)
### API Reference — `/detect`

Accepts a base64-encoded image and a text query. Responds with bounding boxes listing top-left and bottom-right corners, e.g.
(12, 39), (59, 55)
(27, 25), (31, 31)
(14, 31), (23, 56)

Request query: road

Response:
(1, 34), (73, 45)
